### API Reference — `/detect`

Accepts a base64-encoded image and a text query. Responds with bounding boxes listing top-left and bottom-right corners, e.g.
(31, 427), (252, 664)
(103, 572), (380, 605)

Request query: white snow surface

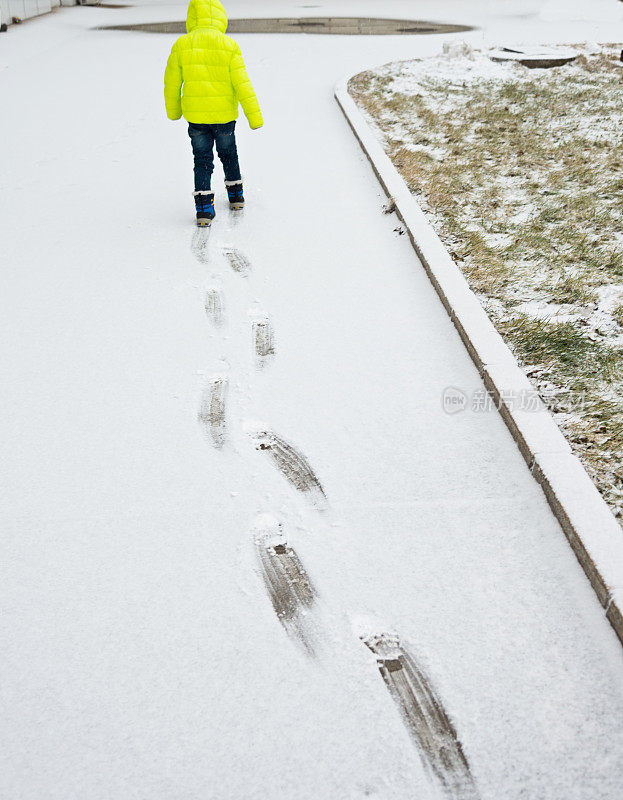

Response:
(2, 2), (623, 799)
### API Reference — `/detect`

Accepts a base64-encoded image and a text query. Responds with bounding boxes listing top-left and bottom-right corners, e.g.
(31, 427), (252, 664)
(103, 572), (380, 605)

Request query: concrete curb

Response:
(335, 77), (623, 647)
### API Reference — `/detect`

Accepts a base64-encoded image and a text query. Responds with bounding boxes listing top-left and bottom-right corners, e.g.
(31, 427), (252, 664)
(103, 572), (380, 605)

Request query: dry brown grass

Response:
(350, 46), (623, 520)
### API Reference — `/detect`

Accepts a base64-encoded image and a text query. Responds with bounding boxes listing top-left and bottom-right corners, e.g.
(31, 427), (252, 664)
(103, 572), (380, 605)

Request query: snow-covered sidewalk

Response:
(2, 2), (623, 799)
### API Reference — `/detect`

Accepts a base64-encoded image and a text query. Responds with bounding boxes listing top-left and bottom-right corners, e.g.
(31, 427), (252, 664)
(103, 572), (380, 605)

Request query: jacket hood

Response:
(186, 0), (228, 33)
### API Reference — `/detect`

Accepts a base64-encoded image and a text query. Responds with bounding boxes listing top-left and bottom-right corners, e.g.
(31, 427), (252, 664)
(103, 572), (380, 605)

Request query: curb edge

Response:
(334, 77), (623, 647)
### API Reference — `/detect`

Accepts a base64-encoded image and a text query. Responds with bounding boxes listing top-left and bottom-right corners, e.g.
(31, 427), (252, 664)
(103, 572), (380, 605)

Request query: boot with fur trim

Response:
(193, 190), (215, 226)
(225, 180), (244, 210)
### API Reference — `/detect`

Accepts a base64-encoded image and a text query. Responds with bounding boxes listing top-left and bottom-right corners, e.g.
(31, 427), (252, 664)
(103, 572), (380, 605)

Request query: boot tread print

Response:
(193, 190), (215, 226)
(225, 180), (244, 210)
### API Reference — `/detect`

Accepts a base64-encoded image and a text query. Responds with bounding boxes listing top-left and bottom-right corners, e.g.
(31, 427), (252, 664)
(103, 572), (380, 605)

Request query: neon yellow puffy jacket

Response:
(164, 0), (263, 128)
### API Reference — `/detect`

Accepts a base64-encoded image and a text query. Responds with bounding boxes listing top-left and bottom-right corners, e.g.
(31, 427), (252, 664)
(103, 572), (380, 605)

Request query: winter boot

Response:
(225, 180), (244, 210)
(193, 191), (215, 226)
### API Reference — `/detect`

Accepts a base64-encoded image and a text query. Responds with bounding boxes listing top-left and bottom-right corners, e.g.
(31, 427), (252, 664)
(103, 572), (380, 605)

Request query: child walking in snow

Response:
(164, 0), (263, 226)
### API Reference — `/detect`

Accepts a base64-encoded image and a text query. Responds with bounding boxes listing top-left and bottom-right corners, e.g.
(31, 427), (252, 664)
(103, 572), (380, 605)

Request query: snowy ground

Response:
(2, 2), (623, 799)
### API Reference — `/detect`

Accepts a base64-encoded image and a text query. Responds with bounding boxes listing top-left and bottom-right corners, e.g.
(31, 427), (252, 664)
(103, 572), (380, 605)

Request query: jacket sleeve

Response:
(229, 45), (263, 129)
(164, 42), (183, 121)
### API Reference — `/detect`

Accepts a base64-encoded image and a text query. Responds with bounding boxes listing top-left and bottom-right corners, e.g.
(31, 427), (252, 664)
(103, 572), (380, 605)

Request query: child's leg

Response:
(188, 123), (215, 190)
(212, 122), (242, 183)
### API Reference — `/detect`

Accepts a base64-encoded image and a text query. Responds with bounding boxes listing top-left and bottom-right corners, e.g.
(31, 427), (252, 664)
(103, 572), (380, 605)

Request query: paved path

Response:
(2, 3), (623, 798)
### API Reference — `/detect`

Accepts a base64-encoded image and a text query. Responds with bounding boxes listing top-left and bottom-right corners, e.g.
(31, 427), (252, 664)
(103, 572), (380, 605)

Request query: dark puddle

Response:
(98, 17), (472, 35)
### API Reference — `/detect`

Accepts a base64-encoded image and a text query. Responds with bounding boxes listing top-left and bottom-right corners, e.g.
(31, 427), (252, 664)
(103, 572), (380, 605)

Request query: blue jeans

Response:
(188, 121), (242, 191)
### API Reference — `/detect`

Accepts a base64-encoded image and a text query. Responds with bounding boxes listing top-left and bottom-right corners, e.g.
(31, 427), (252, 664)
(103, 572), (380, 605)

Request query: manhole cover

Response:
(490, 46), (577, 68)
(99, 17), (471, 35)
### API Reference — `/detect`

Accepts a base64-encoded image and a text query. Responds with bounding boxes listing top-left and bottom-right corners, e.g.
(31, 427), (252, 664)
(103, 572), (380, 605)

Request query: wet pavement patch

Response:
(98, 17), (472, 35)
(252, 430), (326, 504)
(198, 377), (228, 448)
(255, 533), (318, 656)
(363, 633), (480, 800)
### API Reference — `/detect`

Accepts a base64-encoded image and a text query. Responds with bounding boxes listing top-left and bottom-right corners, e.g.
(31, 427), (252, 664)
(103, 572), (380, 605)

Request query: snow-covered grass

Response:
(350, 44), (623, 522)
